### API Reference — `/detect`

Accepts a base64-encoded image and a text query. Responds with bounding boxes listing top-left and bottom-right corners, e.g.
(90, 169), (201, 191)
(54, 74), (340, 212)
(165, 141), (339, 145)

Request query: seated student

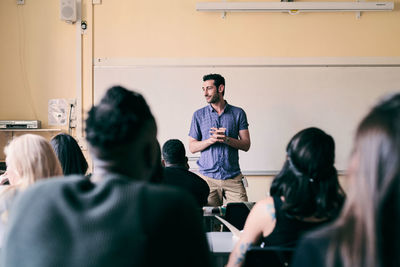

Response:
(227, 127), (345, 267)
(162, 139), (210, 207)
(1, 86), (211, 267)
(292, 93), (400, 267)
(50, 133), (89, 176)
(0, 134), (62, 245)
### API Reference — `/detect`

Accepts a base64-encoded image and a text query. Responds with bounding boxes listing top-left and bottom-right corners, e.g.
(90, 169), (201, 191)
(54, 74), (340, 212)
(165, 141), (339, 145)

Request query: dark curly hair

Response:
(270, 127), (345, 220)
(85, 86), (155, 154)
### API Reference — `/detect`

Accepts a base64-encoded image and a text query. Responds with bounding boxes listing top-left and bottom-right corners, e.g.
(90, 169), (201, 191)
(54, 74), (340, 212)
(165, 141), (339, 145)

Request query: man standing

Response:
(2, 86), (211, 267)
(162, 139), (210, 207)
(189, 73), (251, 206)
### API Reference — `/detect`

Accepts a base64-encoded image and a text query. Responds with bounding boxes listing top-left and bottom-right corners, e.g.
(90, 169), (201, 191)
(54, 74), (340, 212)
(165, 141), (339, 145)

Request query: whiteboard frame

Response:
(94, 57), (400, 175)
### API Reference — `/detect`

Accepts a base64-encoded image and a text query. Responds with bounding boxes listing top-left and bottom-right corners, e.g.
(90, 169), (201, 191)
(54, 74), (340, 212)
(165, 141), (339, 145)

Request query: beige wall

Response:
(0, 0), (398, 192)
(1, 0), (399, 126)
(93, 0), (400, 58)
(0, 0), (77, 125)
(1, 0), (399, 127)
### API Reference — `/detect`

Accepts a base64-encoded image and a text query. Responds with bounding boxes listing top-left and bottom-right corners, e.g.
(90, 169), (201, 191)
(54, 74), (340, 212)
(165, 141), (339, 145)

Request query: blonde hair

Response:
(4, 134), (62, 188)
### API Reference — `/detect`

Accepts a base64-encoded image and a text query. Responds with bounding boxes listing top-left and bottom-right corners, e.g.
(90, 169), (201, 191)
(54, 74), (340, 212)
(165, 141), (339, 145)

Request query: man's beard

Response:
(208, 94), (220, 104)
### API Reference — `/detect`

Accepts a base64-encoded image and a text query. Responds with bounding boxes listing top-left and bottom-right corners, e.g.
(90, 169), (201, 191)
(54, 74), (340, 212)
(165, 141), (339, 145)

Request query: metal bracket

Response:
(356, 0), (364, 19)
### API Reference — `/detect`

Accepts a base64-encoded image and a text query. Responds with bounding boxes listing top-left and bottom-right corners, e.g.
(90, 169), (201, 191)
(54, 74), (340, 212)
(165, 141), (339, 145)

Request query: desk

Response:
(207, 232), (236, 267)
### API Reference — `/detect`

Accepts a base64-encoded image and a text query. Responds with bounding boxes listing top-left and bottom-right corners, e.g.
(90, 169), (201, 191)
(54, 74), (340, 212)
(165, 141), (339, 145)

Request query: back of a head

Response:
(162, 139), (186, 165)
(270, 127), (344, 219)
(332, 93), (400, 267)
(5, 134), (62, 186)
(85, 86), (155, 160)
(51, 133), (88, 176)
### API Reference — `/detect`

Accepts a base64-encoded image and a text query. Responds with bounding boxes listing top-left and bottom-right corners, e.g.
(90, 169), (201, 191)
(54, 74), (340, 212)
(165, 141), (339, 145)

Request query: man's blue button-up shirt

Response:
(189, 103), (249, 180)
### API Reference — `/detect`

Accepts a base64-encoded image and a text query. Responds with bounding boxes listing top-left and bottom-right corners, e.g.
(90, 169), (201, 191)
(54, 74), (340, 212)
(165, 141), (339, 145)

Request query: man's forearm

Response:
(189, 139), (213, 154)
(224, 137), (250, 152)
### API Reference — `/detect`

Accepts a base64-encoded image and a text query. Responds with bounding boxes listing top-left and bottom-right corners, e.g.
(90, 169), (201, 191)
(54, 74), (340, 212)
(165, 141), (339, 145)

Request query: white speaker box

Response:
(60, 0), (77, 23)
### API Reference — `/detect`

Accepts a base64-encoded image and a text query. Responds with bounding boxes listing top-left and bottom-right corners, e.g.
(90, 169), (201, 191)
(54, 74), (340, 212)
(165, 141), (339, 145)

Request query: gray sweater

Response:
(1, 175), (212, 267)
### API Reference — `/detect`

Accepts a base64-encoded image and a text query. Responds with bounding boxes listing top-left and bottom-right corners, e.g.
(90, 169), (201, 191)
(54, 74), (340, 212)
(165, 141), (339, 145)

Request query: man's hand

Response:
(210, 127), (226, 143)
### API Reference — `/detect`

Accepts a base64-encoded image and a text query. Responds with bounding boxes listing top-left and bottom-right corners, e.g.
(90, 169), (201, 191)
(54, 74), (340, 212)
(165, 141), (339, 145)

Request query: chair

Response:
(223, 202), (255, 231)
(243, 246), (295, 267)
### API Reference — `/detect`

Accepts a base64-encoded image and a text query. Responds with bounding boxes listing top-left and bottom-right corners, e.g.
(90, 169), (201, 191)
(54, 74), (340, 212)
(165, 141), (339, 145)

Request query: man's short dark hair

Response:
(203, 73), (225, 96)
(85, 86), (155, 155)
(162, 139), (186, 165)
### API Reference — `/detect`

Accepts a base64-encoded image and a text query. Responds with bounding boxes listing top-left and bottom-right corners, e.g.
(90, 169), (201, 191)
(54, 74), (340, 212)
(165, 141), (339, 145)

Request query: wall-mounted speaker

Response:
(60, 0), (77, 23)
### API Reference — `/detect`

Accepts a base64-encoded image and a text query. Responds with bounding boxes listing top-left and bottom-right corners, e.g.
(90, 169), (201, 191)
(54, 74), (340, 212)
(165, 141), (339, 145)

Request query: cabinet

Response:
(0, 129), (63, 161)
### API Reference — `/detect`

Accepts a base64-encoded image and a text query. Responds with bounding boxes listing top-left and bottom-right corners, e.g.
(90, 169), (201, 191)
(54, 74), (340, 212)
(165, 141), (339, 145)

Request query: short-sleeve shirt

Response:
(189, 102), (249, 180)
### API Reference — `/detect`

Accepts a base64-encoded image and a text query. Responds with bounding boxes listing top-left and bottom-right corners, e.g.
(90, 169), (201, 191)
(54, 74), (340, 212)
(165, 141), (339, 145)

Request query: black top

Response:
(1, 175), (212, 267)
(162, 166), (210, 207)
(291, 228), (341, 267)
(262, 196), (330, 247)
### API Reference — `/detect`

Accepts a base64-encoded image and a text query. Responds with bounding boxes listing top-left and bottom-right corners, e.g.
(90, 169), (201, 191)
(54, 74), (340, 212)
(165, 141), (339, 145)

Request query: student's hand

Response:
(0, 172), (9, 185)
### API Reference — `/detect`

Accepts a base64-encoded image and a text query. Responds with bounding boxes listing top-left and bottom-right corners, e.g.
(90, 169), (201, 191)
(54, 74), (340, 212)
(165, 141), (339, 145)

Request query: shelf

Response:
(0, 129), (62, 132)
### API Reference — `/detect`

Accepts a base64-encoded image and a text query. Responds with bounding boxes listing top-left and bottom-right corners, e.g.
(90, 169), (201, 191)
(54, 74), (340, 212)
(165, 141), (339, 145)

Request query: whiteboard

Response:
(94, 58), (400, 174)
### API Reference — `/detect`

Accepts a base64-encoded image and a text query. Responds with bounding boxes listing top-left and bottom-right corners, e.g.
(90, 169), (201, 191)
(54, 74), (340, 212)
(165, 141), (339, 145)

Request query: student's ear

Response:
(218, 84), (224, 94)
(185, 157), (189, 169)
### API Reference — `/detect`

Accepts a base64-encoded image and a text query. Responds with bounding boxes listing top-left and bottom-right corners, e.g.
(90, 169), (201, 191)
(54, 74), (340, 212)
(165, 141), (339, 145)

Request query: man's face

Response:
(202, 80), (220, 104)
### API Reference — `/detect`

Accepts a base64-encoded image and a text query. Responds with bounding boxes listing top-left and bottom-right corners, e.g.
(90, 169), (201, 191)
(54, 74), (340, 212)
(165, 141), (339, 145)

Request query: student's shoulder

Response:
(24, 175), (90, 195)
(292, 226), (334, 267)
(143, 182), (198, 210)
(11, 176), (86, 209)
(296, 224), (336, 257)
(144, 182), (191, 200)
(24, 175), (83, 194)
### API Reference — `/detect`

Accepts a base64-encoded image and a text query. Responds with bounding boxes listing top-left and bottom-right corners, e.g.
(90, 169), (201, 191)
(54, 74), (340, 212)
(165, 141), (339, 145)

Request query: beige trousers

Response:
(199, 173), (248, 207)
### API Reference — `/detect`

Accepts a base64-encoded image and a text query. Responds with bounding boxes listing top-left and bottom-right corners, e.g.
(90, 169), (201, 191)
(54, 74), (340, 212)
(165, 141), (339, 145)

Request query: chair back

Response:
(243, 246), (295, 267)
(224, 202), (255, 230)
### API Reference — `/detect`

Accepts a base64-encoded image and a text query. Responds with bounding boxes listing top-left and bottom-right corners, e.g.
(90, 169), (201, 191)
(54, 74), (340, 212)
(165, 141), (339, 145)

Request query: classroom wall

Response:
(0, 0), (76, 124)
(94, 0), (400, 58)
(1, 0), (399, 127)
(0, 0), (398, 199)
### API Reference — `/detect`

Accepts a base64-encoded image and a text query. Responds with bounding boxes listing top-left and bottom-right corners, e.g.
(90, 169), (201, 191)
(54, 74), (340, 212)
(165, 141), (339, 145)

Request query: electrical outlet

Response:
(17, 0), (24, 5)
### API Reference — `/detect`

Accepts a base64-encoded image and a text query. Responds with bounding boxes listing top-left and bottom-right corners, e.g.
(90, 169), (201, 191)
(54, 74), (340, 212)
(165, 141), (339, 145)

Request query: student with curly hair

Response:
(227, 127), (345, 267)
(1, 86), (211, 267)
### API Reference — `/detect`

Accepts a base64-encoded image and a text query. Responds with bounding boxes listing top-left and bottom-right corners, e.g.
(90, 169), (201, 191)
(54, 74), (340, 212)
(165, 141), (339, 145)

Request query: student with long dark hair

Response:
(292, 93), (400, 267)
(227, 127), (345, 267)
(50, 133), (88, 176)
